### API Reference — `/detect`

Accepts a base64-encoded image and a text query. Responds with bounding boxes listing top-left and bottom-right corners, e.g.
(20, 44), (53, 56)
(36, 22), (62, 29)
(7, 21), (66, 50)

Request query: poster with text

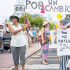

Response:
(57, 28), (70, 56)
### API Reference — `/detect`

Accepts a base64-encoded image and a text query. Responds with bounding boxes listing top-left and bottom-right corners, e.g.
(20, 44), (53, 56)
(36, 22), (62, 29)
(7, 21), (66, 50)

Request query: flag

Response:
(51, 18), (52, 23)
(57, 14), (62, 19)
(56, 24), (58, 28)
(41, 4), (45, 13)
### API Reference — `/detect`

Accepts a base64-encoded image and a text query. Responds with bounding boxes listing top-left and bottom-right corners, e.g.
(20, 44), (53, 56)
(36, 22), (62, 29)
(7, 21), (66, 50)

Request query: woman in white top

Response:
(8, 14), (31, 70)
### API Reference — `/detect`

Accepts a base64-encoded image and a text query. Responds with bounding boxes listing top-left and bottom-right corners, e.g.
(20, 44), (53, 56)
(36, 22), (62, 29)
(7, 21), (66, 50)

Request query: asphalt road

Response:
(18, 48), (59, 70)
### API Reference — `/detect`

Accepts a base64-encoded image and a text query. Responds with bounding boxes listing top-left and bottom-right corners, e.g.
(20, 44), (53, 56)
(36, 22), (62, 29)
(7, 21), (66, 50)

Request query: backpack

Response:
(38, 28), (50, 45)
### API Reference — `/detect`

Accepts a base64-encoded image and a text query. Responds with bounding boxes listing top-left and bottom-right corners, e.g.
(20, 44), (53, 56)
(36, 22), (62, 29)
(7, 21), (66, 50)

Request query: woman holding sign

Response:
(55, 19), (66, 34)
(8, 14), (31, 70)
(55, 19), (67, 62)
(41, 21), (51, 65)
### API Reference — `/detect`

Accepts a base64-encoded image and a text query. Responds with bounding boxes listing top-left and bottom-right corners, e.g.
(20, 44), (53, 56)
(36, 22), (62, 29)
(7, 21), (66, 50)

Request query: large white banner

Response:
(25, 0), (70, 14)
(57, 28), (70, 56)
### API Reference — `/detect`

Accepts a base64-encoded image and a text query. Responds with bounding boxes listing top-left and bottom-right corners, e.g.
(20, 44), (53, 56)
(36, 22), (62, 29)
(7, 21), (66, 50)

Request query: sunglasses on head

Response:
(60, 21), (63, 22)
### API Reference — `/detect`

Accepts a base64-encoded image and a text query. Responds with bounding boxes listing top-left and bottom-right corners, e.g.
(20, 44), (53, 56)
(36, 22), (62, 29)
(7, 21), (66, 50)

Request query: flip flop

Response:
(42, 62), (48, 65)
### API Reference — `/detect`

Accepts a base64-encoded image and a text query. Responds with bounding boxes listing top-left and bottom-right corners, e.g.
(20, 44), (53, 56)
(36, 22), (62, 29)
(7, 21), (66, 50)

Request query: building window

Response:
(19, 7), (22, 11)
(16, 7), (18, 11)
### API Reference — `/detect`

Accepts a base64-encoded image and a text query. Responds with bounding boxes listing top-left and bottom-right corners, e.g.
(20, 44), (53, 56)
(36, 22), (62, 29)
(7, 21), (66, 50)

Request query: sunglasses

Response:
(60, 21), (63, 22)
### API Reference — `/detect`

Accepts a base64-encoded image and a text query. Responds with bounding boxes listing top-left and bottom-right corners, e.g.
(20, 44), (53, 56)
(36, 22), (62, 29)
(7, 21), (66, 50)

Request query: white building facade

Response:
(14, 0), (25, 17)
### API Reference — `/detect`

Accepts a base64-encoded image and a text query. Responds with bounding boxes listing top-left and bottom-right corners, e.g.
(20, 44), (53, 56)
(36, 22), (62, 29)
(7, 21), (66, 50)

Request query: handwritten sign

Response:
(57, 28), (70, 56)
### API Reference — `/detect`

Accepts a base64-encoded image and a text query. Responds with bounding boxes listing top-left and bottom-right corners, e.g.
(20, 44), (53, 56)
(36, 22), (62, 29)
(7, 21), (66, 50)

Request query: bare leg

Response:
(15, 65), (18, 70)
(29, 41), (31, 47)
(42, 60), (48, 65)
(22, 65), (25, 70)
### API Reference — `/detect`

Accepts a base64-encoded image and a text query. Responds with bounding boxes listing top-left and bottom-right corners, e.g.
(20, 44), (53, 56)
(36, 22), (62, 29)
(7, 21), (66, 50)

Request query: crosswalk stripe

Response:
(25, 64), (59, 69)
(27, 59), (59, 61)
(30, 55), (58, 58)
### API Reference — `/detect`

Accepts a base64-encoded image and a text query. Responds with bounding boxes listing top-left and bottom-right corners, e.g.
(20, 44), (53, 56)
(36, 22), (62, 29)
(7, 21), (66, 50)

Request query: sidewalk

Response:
(0, 43), (41, 70)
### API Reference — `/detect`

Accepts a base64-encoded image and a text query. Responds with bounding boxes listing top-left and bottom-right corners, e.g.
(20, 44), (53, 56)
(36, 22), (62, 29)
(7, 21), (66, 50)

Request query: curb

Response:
(8, 48), (41, 70)
(25, 48), (41, 59)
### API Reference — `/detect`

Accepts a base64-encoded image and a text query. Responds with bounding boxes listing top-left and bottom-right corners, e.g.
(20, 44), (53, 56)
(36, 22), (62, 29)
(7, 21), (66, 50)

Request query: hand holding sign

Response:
(21, 24), (26, 30)
(24, 13), (27, 18)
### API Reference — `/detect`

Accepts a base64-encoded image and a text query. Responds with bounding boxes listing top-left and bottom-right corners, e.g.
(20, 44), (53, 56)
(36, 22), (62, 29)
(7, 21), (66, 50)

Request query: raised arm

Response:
(8, 24), (23, 35)
(41, 28), (44, 44)
(24, 13), (31, 27)
(62, 26), (67, 29)
(27, 17), (31, 27)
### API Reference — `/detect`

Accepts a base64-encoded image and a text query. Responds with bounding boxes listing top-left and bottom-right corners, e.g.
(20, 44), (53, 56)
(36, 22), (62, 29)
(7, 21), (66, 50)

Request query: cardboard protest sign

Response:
(57, 28), (70, 56)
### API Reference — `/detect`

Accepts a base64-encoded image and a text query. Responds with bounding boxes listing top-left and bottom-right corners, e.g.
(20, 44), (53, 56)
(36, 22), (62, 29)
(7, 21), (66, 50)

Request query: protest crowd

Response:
(0, 13), (70, 70)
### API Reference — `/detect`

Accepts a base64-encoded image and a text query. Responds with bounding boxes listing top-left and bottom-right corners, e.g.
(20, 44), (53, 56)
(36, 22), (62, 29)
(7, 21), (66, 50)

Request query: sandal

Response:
(42, 61), (48, 65)
(45, 60), (49, 63)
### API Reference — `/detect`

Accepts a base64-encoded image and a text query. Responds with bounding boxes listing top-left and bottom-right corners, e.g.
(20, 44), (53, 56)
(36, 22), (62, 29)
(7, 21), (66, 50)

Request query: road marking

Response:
(27, 59), (59, 61)
(31, 56), (58, 58)
(25, 64), (59, 69)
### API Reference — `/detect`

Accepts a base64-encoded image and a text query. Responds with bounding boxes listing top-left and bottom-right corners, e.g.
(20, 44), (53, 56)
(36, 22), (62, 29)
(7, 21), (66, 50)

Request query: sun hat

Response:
(43, 21), (50, 26)
(10, 15), (19, 22)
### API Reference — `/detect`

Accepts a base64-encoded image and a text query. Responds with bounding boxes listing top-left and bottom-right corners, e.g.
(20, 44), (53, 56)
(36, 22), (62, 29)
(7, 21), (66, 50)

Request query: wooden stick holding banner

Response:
(23, 13), (31, 29)
(22, 13), (31, 30)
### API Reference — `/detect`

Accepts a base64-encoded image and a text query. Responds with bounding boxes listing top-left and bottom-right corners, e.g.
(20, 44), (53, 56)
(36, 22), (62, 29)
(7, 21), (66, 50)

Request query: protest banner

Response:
(57, 28), (70, 56)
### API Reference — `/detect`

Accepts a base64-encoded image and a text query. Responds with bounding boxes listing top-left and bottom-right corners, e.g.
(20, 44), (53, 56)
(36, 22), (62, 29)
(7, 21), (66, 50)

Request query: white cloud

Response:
(0, 17), (5, 23)
(0, 0), (16, 18)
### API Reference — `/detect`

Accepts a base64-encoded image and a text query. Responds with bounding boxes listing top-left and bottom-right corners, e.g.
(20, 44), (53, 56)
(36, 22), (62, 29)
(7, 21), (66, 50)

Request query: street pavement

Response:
(0, 42), (60, 70)
(18, 48), (59, 70)
(0, 43), (41, 70)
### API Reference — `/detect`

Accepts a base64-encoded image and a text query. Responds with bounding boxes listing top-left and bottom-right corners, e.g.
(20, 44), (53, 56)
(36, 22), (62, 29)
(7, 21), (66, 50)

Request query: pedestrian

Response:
(41, 21), (50, 65)
(32, 29), (37, 43)
(55, 19), (66, 62)
(65, 23), (70, 68)
(23, 28), (29, 48)
(0, 24), (6, 50)
(8, 15), (31, 70)
(29, 28), (33, 47)
(55, 19), (66, 34)
(36, 30), (39, 42)
(5, 23), (10, 33)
